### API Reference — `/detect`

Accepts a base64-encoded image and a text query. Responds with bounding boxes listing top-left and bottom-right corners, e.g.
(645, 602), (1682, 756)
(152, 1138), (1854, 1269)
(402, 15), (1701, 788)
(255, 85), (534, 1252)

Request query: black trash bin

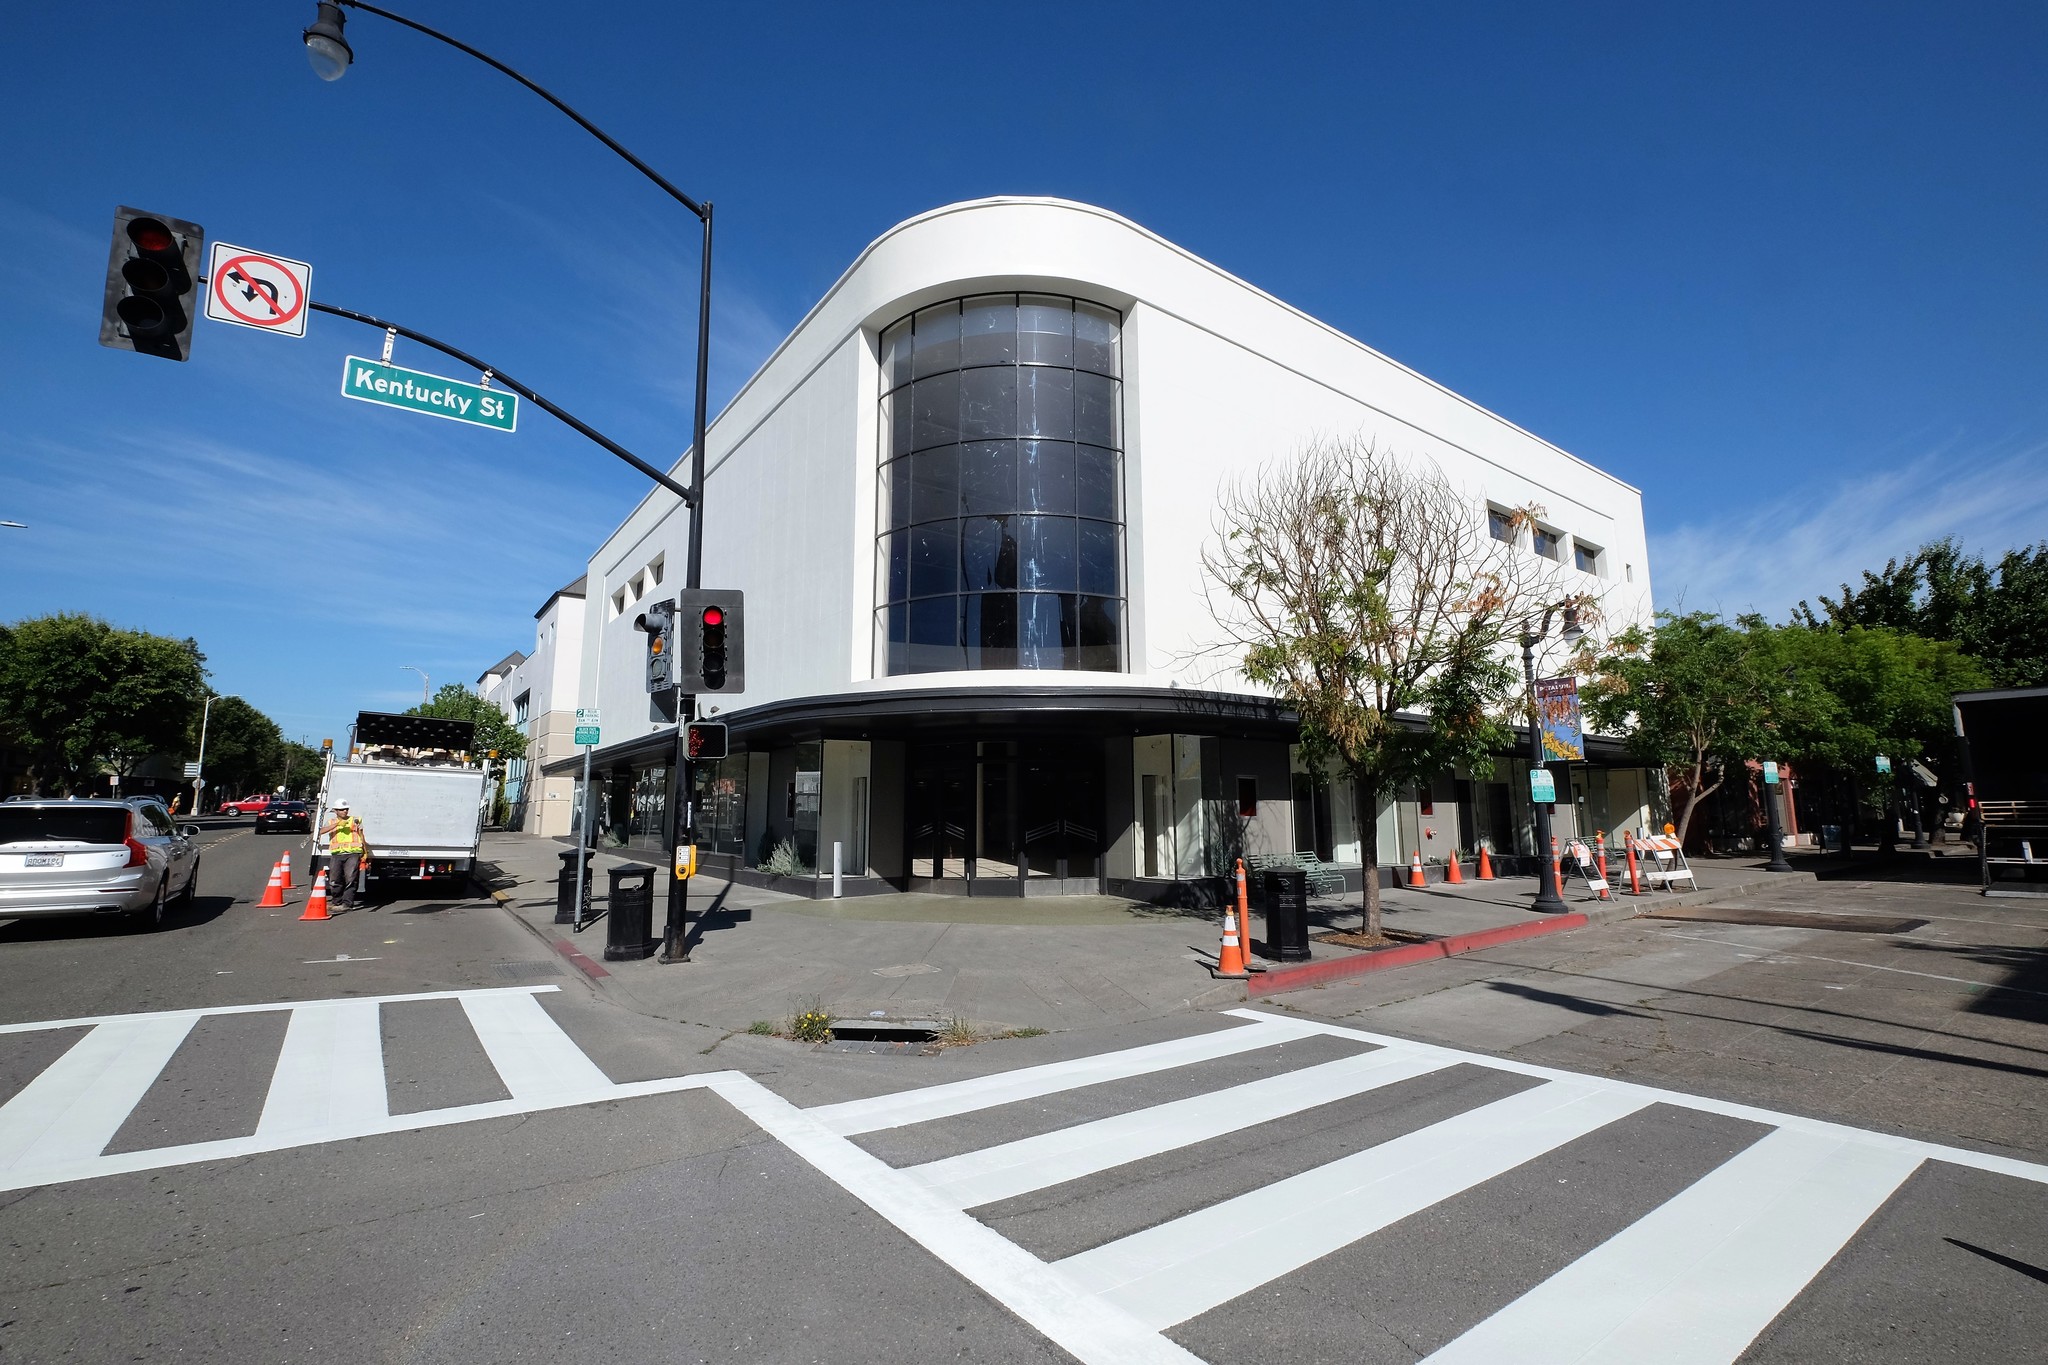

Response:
(603, 865), (658, 960)
(1262, 868), (1312, 962)
(555, 849), (593, 926)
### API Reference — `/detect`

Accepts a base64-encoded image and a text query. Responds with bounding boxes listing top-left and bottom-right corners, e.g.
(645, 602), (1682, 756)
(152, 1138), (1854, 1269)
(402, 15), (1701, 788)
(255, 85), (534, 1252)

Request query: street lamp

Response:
(193, 693), (230, 813)
(400, 665), (429, 704)
(305, 0), (713, 965)
(1519, 603), (1583, 915)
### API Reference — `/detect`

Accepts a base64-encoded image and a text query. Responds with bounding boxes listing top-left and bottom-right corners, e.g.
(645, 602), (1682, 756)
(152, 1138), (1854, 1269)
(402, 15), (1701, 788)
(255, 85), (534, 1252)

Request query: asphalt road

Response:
(1, 838), (2042, 1364)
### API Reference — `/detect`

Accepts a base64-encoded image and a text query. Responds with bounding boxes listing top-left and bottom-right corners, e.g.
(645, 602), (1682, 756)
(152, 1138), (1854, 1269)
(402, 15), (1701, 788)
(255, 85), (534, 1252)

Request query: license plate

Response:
(25, 854), (63, 867)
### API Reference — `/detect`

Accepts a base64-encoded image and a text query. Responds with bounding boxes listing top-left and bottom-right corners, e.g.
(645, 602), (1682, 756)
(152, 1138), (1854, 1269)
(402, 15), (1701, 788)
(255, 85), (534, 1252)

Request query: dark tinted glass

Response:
(960, 295), (1018, 367)
(1078, 519), (1119, 596)
(911, 301), (960, 377)
(1074, 372), (1119, 448)
(1076, 446), (1118, 521)
(1017, 593), (1071, 669)
(881, 390), (911, 459)
(881, 529), (908, 601)
(0, 807), (129, 845)
(1077, 598), (1120, 671)
(1075, 301), (1119, 376)
(883, 603), (907, 675)
(961, 516), (1017, 591)
(964, 593), (1017, 669)
(909, 446), (959, 522)
(909, 522), (958, 597)
(881, 456), (910, 525)
(880, 318), (913, 390)
(1019, 440), (1076, 514)
(1018, 367), (1073, 440)
(911, 372), (960, 451)
(1018, 295), (1073, 366)
(959, 366), (1018, 439)
(1018, 516), (1077, 592)
(907, 597), (962, 672)
(958, 441), (1018, 515)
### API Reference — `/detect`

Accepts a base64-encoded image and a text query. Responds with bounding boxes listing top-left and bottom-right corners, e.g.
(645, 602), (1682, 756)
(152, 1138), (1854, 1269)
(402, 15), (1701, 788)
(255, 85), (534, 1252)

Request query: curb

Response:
(473, 875), (611, 981)
(1247, 870), (1820, 997)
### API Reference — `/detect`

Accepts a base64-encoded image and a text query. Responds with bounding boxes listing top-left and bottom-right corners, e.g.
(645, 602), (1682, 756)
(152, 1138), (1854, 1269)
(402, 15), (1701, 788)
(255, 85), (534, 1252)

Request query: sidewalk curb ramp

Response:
(1248, 870), (1819, 998)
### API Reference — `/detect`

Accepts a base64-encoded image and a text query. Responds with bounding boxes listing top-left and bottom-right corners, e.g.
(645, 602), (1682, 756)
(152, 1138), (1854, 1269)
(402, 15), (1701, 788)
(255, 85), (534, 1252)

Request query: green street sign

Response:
(1529, 769), (1557, 804)
(340, 356), (517, 432)
(574, 725), (600, 746)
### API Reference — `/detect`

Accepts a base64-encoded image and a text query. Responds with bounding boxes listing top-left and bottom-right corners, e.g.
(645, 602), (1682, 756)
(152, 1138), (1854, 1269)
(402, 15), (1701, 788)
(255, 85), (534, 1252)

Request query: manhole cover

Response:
(491, 960), (565, 981)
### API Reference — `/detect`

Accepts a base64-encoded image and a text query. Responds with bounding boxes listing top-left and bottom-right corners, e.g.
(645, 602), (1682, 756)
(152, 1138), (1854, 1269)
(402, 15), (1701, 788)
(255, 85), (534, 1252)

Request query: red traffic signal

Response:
(100, 207), (203, 362)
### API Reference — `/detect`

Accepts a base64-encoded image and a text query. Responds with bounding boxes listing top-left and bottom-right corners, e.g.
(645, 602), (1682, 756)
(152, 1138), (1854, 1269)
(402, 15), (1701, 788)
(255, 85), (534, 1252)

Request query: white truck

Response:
(315, 712), (492, 895)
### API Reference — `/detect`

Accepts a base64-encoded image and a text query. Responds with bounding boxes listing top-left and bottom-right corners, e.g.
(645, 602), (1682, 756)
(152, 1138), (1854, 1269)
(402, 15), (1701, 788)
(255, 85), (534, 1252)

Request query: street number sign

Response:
(341, 356), (518, 432)
(574, 725), (600, 746)
(1530, 769), (1557, 804)
(1762, 761), (1779, 785)
(575, 707), (601, 724)
(205, 242), (311, 337)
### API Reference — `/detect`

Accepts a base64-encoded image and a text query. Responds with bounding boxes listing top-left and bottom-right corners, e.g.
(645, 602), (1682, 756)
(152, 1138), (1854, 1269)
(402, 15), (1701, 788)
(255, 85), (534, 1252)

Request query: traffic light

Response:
(674, 590), (745, 694)
(686, 720), (728, 761)
(99, 207), (203, 361)
(634, 598), (675, 694)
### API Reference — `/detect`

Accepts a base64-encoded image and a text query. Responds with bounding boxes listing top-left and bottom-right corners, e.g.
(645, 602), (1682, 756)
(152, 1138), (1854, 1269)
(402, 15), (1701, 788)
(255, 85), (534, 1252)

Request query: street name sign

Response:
(574, 725), (600, 746)
(341, 356), (518, 432)
(205, 242), (311, 338)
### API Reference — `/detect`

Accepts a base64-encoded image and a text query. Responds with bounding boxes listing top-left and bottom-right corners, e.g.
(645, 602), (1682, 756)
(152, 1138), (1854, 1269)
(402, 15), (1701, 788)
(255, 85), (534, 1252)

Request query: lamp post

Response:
(1519, 604), (1582, 915)
(400, 665), (429, 705)
(306, 0), (713, 964)
(1761, 762), (1794, 871)
(193, 693), (227, 815)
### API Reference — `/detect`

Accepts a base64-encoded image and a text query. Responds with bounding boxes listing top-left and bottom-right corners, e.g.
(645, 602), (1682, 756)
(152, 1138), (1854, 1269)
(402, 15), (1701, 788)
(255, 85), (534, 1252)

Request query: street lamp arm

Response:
(306, 299), (695, 507)
(335, 0), (707, 222)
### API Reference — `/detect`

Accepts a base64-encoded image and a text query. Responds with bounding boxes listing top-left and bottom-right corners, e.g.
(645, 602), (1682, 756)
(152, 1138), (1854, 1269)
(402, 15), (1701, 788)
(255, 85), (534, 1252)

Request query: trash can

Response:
(1262, 867), (1312, 962)
(555, 849), (592, 926)
(603, 864), (658, 961)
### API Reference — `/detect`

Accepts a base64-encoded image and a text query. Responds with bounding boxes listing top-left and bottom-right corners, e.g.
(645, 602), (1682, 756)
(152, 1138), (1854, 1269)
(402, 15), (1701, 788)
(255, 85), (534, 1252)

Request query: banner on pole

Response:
(1534, 677), (1585, 762)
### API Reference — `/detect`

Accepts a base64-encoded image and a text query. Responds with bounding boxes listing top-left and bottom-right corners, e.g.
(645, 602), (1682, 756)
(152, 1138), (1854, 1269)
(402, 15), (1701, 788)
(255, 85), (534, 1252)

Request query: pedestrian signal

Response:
(686, 720), (728, 761)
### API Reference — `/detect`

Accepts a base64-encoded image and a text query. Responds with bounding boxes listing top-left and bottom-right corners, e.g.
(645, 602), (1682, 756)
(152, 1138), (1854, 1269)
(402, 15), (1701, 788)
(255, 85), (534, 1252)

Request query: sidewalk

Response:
(470, 832), (1801, 1035)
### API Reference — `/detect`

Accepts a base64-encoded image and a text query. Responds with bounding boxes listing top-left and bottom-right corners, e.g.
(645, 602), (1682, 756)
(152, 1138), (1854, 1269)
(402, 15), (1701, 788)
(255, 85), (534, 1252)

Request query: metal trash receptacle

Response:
(555, 849), (592, 925)
(1262, 868), (1312, 962)
(603, 864), (658, 960)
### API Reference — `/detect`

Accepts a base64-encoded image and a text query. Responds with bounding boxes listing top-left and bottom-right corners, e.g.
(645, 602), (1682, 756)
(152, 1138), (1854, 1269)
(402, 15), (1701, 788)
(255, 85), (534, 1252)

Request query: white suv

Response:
(0, 799), (202, 930)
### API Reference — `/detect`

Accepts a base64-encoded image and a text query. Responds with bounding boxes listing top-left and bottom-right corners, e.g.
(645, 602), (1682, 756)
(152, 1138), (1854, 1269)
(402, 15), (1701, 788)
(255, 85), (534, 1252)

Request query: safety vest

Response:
(330, 817), (364, 854)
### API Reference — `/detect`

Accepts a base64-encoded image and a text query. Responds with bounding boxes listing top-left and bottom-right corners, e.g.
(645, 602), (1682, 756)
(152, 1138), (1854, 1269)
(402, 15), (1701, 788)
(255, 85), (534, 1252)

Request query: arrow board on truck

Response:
(205, 243), (311, 337)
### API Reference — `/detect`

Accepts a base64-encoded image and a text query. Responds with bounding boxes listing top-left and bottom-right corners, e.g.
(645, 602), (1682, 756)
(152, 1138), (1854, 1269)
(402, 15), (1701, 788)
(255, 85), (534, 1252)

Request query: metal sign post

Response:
(571, 731), (596, 931)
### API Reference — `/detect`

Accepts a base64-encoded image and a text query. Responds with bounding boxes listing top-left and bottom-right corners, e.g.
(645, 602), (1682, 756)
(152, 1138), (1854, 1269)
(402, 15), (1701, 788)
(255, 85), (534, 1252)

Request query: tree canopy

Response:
(0, 614), (206, 794)
(1794, 537), (2047, 688)
(1201, 436), (1586, 933)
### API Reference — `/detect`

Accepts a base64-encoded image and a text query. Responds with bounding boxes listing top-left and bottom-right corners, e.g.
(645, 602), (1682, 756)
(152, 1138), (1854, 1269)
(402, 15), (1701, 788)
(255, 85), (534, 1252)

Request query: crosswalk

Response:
(2, 995), (2043, 1364)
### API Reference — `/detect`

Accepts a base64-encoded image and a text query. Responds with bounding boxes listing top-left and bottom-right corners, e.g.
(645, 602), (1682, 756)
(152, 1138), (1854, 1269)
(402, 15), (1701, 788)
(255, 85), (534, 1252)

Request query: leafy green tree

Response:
(0, 614), (205, 794)
(407, 683), (528, 764)
(1201, 436), (1583, 934)
(1795, 537), (2047, 688)
(1582, 613), (1789, 845)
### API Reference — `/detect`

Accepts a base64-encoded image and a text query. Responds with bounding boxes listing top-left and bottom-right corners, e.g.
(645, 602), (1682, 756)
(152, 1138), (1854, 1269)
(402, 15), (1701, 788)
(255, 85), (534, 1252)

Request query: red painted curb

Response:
(1247, 913), (1590, 997)
(553, 937), (611, 979)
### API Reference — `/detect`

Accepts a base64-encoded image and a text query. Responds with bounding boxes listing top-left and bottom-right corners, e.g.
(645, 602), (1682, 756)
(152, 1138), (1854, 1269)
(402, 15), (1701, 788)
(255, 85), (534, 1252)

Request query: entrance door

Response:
(908, 744), (972, 882)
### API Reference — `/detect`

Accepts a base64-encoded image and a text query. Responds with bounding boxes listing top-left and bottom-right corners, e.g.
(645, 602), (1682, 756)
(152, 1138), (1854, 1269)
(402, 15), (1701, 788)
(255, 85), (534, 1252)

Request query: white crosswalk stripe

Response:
(730, 1006), (2048, 1365)
(0, 986), (713, 1193)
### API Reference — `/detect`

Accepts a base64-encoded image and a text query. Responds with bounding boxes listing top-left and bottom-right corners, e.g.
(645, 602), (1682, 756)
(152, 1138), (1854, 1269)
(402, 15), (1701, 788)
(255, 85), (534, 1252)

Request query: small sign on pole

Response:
(341, 355), (518, 431)
(575, 707), (601, 724)
(1530, 769), (1557, 804)
(1875, 755), (1892, 775)
(1762, 761), (1780, 786)
(181, 762), (202, 779)
(205, 242), (312, 338)
(574, 724), (601, 747)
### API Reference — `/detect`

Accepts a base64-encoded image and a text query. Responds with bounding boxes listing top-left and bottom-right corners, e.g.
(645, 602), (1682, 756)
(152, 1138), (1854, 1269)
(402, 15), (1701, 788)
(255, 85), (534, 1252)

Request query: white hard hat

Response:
(333, 799), (350, 808)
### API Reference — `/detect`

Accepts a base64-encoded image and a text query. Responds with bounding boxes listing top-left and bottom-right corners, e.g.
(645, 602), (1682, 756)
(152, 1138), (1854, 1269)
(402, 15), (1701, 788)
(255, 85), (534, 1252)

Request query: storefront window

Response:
(877, 295), (1126, 675)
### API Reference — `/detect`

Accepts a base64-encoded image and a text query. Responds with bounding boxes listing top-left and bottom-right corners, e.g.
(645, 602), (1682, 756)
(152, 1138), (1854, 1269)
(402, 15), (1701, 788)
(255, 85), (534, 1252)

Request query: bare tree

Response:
(1199, 436), (1589, 935)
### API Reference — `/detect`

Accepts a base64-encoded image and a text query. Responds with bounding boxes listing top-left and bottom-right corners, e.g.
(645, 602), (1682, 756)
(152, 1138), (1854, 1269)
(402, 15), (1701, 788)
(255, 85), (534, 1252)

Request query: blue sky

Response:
(3, 1), (2044, 741)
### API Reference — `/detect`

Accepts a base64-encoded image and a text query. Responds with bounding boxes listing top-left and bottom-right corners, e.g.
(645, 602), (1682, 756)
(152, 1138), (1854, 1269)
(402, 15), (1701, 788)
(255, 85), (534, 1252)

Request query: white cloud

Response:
(1650, 440), (2048, 619)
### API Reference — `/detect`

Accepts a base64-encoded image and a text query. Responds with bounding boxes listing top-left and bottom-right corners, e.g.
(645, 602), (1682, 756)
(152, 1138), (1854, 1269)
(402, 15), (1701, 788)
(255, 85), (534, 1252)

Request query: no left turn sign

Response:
(205, 242), (312, 338)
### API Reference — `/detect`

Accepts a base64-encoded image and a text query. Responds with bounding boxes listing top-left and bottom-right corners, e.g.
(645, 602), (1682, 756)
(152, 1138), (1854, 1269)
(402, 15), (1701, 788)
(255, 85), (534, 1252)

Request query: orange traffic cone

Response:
(278, 850), (294, 889)
(1593, 834), (1612, 900)
(1444, 852), (1465, 885)
(1476, 845), (1496, 880)
(1217, 858), (1250, 977)
(299, 870), (331, 921)
(257, 860), (286, 908)
(1408, 851), (1426, 887)
(1551, 836), (1563, 888)
(1624, 832), (1644, 896)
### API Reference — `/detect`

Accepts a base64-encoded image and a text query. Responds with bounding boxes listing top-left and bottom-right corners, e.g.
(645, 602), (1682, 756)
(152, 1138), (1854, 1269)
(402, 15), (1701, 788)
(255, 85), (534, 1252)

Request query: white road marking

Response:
(0, 984), (565, 1035)
(461, 989), (611, 1102)
(905, 1046), (1452, 1209)
(1056, 1080), (1649, 1331)
(808, 1015), (1324, 1136)
(257, 999), (387, 1140)
(1424, 1127), (1923, 1363)
(0, 1015), (196, 1178)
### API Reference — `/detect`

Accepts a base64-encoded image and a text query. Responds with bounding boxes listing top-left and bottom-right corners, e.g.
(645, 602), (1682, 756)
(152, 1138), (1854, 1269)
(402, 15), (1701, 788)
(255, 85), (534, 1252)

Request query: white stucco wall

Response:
(575, 197), (1653, 724)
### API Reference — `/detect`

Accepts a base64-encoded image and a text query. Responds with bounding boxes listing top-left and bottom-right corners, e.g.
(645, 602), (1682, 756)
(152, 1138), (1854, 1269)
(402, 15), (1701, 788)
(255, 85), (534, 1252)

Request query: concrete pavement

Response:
(472, 832), (1808, 1035)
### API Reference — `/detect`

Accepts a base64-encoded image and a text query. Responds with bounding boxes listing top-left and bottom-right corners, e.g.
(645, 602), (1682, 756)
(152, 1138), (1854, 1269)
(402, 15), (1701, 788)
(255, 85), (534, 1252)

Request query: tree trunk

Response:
(1356, 772), (1382, 938)
(1674, 762), (1720, 846)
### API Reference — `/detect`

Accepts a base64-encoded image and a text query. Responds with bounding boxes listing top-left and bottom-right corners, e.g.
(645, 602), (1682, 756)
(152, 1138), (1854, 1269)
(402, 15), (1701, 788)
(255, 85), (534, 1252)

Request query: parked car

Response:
(257, 800), (311, 835)
(220, 794), (276, 815)
(0, 798), (202, 930)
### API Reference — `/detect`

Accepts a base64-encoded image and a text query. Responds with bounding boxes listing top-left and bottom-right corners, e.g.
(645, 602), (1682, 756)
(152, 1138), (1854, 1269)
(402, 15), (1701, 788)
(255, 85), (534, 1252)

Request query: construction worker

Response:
(321, 799), (370, 911)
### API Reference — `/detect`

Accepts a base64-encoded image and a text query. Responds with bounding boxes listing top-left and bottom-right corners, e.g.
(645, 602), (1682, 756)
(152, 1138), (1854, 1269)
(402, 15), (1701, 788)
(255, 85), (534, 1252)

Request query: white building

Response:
(523, 198), (1658, 897)
(476, 576), (587, 837)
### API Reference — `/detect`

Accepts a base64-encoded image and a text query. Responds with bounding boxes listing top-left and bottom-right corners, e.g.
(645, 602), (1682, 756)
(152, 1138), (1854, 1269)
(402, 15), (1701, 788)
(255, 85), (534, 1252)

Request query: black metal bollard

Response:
(603, 864), (658, 960)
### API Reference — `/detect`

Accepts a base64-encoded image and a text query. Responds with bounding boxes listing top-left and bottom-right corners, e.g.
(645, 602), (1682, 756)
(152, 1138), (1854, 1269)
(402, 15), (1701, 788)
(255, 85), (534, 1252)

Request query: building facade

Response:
(526, 198), (1661, 896)
(477, 577), (587, 836)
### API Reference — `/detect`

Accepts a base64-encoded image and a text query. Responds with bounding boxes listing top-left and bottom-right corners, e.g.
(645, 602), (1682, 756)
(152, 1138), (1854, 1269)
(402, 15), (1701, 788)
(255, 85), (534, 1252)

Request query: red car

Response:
(220, 794), (277, 816)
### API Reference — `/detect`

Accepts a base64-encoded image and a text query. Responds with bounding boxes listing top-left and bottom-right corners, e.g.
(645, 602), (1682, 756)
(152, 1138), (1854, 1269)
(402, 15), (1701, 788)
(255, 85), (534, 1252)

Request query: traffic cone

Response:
(1593, 834), (1611, 899)
(1217, 859), (1250, 977)
(1476, 845), (1496, 880)
(1624, 832), (1644, 896)
(1551, 836), (1563, 888)
(299, 870), (331, 922)
(1408, 851), (1426, 887)
(278, 850), (294, 889)
(1444, 852), (1465, 885)
(257, 860), (286, 908)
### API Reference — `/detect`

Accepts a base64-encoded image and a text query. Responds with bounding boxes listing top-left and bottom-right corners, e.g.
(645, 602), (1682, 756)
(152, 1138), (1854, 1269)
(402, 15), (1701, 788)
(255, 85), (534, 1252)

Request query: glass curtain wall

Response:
(876, 295), (1126, 674)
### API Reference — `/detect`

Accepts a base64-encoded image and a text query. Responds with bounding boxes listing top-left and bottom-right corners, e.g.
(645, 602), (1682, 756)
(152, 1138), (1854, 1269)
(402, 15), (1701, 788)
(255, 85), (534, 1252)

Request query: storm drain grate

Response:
(491, 960), (566, 981)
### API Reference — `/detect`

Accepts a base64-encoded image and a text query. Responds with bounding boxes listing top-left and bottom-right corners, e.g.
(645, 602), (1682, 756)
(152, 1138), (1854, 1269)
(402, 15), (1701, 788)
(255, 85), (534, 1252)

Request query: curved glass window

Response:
(877, 295), (1125, 674)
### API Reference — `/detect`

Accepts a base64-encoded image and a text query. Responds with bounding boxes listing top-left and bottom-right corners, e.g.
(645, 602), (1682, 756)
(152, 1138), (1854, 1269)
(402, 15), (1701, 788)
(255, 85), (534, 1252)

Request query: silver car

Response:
(0, 798), (202, 930)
